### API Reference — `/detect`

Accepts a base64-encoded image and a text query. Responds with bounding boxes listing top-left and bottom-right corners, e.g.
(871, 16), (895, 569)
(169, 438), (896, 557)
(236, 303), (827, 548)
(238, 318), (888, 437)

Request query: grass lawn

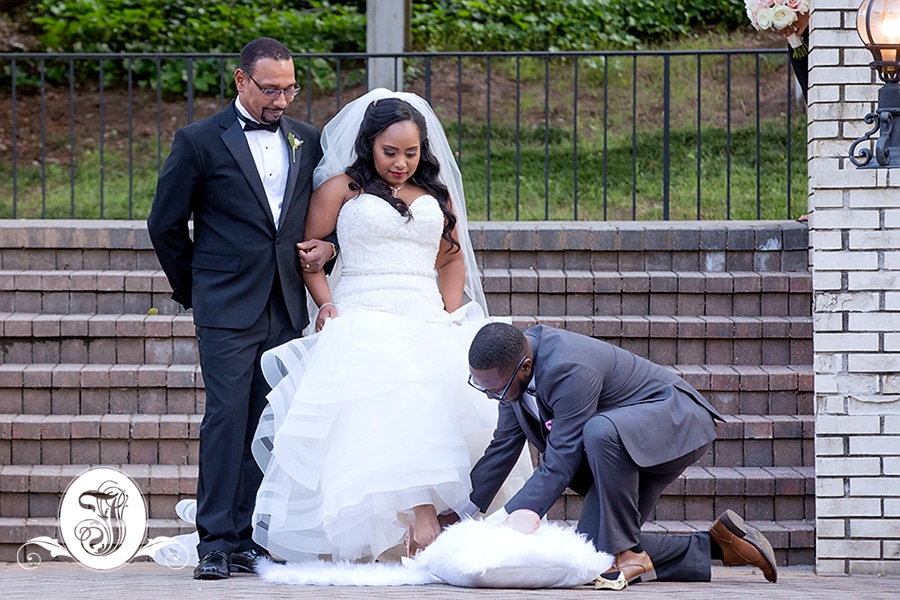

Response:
(0, 35), (806, 221)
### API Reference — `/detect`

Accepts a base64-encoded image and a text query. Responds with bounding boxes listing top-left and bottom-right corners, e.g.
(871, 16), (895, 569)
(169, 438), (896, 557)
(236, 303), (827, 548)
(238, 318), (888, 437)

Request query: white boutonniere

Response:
(287, 132), (303, 163)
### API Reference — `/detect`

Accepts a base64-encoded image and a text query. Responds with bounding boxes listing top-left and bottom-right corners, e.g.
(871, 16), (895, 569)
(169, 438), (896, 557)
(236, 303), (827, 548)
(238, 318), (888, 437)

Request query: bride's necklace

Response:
(389, 181), (407, 197)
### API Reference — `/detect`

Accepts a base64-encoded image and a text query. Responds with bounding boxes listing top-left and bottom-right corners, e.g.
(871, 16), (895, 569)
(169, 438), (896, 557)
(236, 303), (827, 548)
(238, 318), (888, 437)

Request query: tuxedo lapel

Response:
(220, 112), (276, 226)
(279, 122), (302, 230)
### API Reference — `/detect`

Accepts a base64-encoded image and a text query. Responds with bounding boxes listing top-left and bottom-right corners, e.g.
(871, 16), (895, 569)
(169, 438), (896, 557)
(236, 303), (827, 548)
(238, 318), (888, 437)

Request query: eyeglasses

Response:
(242, 70), (301, 100)
(468, 356), (527, 401)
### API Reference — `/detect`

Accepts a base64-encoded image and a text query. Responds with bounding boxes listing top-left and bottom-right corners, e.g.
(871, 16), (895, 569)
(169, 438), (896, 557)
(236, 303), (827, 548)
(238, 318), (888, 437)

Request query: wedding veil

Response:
(312, 87), (487, 314)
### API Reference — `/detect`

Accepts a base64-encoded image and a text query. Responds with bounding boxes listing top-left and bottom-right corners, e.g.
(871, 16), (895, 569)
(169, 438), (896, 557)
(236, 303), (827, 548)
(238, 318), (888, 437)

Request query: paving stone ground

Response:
(1, 563), (899, 600)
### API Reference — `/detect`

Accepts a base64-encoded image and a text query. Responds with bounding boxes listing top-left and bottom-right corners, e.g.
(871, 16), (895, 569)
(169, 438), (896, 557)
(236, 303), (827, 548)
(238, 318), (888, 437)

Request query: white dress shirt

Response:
(235, 98), (289, 226)
(520, 374), (540, 421)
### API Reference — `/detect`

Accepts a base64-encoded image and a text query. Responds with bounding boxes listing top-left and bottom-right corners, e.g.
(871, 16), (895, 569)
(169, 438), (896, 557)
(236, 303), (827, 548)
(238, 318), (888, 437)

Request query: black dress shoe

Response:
(194, 549), (230, 580)
(231, 546), (281, 574)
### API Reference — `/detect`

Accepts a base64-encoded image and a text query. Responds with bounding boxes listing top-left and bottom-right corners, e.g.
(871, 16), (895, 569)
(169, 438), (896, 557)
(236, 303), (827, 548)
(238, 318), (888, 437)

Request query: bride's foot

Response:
(408, 504), (441, 556)
(405, 527), (418, 558)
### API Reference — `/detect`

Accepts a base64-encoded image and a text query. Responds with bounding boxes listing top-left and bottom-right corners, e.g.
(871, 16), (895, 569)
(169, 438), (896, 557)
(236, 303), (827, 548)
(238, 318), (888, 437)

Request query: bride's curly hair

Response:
(345, 98), (460, 253)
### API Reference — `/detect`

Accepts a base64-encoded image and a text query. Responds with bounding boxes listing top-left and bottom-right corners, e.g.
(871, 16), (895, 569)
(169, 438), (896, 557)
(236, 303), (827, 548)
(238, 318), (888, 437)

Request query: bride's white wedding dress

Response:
(250, 192), (529, 563)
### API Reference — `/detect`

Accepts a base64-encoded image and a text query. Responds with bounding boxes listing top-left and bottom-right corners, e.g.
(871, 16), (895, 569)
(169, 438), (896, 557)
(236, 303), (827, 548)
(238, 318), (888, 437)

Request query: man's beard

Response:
(260, 107), (284, 124)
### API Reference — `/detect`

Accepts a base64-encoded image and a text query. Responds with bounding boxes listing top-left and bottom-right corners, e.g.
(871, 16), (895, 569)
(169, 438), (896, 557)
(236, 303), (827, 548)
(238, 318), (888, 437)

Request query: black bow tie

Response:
(238, 114), (279, 133)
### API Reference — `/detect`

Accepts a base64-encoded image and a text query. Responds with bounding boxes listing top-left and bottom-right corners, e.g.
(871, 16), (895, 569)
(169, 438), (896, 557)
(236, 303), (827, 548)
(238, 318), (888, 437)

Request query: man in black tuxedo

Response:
(465, 323), (778, 589)
(148, 37), (333, 580)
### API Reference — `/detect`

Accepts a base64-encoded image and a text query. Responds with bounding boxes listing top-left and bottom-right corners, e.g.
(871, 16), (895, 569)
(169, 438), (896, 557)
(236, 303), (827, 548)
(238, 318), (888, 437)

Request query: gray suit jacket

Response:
(470, 325), (723, 516)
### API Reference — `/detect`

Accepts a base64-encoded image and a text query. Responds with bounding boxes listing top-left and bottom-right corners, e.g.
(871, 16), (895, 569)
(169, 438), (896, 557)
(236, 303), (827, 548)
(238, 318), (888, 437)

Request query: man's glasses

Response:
(468, 356), (527, 401)
(243, 70), (301, 100)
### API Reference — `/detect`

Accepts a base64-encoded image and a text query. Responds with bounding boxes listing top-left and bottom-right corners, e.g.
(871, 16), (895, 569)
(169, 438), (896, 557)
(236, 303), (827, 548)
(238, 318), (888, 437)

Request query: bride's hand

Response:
(782, 12), (809, 39)
(316, 304), (338, 331)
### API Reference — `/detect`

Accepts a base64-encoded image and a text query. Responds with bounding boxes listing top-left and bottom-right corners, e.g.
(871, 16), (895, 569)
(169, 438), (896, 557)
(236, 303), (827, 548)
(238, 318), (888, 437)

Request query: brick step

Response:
(551, 465), (815, 524)
(0, 413), (813, 468)
(0, 313), (198, 364)
(0, 268), (811, 319)
(2, 275), (814, 322)
(0, 220), (810, 272)
(0, 465), (195, 522)
(0, 517), (814, 566)
(0, 364), (204, 416)
(484, 269), (811, 318)
(673, 364), (813, 416)
(1, 464), (813, 522)
(0, 363), (811, 416)
(0, 271), (184, 316)
(1, 312), (810, 366)
(514, 315), (812, 366)
(698, 415), (813, 468)
(472, 221), (809, 273)
(1, 414), (201, 467)
(0, 517), (195, 563)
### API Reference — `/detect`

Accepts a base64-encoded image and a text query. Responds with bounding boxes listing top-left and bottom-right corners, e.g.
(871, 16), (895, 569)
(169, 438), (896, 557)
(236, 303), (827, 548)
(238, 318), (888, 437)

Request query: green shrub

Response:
(412, 0), (747, 51)
(412, 0), (637, 51)
(21, 0), (751, 93)
(26, 0), (365, 94)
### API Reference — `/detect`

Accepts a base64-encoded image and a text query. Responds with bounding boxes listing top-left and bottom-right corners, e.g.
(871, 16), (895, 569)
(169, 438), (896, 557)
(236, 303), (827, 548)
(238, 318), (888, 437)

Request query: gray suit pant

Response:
(576, 414), (713, 581)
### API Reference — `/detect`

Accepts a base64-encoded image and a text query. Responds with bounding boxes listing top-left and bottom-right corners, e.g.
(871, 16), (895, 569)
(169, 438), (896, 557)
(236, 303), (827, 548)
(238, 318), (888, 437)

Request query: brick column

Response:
(810, 2), (900, 575)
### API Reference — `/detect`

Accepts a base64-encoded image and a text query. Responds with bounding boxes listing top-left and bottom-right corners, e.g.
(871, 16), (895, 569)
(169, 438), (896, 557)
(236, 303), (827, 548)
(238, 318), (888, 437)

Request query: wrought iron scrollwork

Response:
(849, 111), (887, 167)
(875, 110), (894, 165)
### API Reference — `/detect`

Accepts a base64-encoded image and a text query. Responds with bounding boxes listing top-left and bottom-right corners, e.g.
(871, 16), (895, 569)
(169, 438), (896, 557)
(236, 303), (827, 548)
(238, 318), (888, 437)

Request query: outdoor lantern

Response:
(850, 0), (900, 167)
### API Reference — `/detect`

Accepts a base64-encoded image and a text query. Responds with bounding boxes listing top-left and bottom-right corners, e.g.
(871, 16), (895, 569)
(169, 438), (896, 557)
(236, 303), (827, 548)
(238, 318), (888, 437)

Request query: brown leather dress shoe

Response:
(709, 509), (778, 582)
(595, 549), (656, 590)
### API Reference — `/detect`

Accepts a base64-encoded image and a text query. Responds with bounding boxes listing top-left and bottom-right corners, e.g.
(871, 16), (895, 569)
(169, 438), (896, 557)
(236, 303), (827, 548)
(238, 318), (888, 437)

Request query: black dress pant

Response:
(576, 414), (714, 581)
(789, 32), (809, 103)
(194, 284), (302, 557)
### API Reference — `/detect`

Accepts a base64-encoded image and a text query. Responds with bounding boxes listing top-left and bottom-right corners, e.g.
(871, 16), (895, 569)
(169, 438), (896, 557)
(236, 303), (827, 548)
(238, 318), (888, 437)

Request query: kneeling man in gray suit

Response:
(465, 323), (778, 589)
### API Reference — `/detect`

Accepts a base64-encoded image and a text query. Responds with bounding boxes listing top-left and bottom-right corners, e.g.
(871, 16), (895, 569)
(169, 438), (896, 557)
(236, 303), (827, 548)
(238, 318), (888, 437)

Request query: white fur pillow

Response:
(408, 518), (613, 588)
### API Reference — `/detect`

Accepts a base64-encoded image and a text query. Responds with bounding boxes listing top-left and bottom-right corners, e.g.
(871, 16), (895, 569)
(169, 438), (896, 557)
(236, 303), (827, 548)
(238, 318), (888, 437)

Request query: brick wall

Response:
(810, 2), (900, 575)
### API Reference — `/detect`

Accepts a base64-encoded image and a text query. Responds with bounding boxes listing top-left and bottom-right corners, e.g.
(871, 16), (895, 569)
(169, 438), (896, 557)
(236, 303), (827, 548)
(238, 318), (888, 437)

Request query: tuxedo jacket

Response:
(470, 325), (724, 517)
(148, 102), (323, 331)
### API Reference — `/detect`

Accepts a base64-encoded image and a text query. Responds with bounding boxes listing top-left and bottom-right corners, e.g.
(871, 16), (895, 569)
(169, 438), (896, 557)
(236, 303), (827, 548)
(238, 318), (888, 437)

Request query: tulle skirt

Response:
(251, 303), (530, 563)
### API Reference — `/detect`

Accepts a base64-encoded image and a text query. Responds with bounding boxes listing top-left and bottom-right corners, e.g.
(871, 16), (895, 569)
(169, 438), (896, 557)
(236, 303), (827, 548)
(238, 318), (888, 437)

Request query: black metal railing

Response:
(0, 50), (806, 221)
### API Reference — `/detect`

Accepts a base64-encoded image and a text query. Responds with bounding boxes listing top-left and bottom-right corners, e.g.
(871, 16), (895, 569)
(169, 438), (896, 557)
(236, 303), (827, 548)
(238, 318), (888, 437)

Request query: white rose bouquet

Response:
(745, 0), (809, 58)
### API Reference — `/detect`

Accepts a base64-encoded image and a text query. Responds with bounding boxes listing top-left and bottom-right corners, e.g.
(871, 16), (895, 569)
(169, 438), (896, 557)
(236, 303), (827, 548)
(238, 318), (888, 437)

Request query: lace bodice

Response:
(332, 193), (445, 316)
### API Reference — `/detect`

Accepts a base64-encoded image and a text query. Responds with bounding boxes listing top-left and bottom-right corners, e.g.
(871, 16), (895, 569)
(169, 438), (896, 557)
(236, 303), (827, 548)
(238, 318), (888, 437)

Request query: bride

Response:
(250, 88), (529, 564)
